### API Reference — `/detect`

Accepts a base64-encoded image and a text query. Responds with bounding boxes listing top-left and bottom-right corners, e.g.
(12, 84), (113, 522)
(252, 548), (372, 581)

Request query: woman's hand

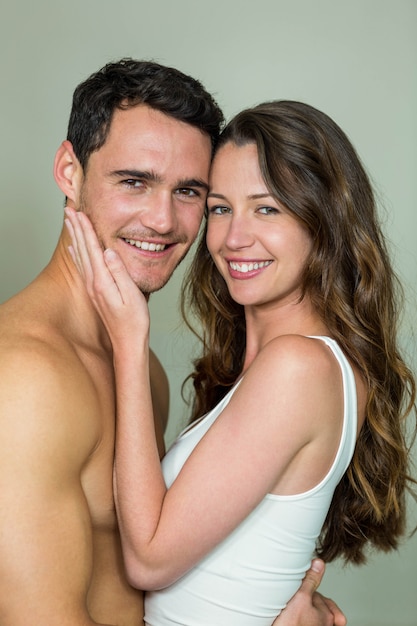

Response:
(64, 206), (150, 351)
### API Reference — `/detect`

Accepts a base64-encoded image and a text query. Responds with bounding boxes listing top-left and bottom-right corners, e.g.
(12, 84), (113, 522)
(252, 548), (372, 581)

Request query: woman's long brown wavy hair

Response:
(181, 100), (416, 565)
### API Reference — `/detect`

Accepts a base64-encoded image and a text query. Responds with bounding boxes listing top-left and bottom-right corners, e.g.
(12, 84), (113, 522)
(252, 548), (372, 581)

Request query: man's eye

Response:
(123, 179), (144, 188)
(176, 188), (199, 197)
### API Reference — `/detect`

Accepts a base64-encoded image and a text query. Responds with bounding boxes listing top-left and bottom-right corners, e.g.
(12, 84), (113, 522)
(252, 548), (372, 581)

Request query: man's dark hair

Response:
(67, 58), (224, 169)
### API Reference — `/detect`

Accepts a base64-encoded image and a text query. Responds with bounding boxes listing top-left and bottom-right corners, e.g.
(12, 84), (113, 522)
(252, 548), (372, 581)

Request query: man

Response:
(0, 59), (345, 625)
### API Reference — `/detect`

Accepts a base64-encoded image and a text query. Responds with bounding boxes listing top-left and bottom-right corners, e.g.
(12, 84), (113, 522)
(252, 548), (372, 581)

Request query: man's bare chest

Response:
(79, 352), (119, 530)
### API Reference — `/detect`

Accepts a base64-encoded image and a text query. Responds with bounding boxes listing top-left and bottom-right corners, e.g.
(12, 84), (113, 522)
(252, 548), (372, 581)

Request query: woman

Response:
(66, 100), (416, 625)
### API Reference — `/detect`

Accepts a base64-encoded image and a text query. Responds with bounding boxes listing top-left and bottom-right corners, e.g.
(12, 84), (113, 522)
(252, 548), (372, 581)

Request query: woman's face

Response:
(206, 142), (313, 310)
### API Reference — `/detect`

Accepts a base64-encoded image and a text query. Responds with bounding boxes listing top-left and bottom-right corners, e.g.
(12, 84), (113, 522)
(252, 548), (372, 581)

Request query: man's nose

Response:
(140, 191), (177, 234)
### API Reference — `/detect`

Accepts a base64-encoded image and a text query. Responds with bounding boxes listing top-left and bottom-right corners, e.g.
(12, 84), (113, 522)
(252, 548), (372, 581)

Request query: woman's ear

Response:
(53, 140), (83, 206)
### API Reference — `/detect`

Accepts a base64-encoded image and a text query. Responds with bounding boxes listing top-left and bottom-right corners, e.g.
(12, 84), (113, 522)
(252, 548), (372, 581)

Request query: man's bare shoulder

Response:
(0, 299), (103, 461)
(0, 292), (90, 380)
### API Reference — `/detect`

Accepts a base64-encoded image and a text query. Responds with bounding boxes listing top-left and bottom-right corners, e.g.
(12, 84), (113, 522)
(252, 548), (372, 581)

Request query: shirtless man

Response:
(0, 59), (345, 626)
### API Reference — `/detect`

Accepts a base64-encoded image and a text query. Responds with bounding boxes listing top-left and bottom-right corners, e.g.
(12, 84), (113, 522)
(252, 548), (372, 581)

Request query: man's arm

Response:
(0, 345), (107, 625)
(271, 560), (347, 626)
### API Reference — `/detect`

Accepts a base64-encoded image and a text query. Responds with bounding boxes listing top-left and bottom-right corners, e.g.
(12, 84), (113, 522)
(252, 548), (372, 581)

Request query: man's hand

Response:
(271, 559), (347, 626)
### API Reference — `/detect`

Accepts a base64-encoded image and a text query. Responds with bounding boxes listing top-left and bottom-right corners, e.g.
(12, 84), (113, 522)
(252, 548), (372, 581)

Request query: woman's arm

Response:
(65, 209), (343, 592)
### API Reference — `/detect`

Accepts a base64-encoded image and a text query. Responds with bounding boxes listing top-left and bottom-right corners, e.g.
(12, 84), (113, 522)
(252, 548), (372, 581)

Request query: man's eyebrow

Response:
(110, 169), (162, 182)
(110, 170), (208, 192)
(177, 178), (209, 192)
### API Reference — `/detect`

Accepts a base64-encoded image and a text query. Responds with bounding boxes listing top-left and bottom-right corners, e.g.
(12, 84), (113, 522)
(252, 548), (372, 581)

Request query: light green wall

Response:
(1, 1), (416, 623)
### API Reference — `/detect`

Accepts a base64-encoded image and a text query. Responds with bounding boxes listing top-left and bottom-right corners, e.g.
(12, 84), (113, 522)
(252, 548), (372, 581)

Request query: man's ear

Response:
(53, 140), (83, 206)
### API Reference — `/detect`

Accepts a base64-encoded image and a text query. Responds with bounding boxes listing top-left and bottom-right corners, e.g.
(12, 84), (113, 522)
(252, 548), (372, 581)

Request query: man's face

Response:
(77, 105), (212, 294)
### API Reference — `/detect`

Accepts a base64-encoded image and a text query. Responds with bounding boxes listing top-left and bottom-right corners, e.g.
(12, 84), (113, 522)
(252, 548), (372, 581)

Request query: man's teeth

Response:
(229, 261), (272, 273)
(125, 239), (166, 252)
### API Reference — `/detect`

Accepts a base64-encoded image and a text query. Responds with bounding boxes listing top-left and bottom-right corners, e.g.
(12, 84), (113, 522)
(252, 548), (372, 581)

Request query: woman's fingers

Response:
(63, 207), (150, 338)
(64, 210), (86, 278)
(102, 248), (138, 307)
(65, 207), (121, 305)
(64, 207), (95, 286)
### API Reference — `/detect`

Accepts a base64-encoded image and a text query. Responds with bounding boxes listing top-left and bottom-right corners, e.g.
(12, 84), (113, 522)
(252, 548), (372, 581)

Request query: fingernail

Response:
(104, 248), (118, 260)
(311, 559), (324, 573)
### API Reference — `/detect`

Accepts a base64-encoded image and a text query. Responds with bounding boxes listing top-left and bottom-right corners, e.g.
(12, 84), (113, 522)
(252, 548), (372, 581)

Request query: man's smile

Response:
(123, 238), (168, 252)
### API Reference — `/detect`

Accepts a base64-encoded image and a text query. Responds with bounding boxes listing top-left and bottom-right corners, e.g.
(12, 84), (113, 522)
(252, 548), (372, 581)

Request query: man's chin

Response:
(135, 276), (171, 298)
(133, 256), (186, 296)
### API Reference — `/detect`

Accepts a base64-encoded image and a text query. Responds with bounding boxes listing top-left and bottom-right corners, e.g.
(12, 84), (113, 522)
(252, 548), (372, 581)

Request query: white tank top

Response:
(145, 337), (357, 625)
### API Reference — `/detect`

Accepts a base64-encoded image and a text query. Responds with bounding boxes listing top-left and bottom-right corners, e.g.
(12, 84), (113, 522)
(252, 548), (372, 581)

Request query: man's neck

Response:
(37, 229), (113, 354)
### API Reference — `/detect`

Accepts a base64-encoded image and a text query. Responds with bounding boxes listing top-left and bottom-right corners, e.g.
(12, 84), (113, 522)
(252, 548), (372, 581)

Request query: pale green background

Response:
(1, 1), (416, 624)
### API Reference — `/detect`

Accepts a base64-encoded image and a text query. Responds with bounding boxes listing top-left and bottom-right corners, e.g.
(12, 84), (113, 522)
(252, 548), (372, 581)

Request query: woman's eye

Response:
(208, 205), (230, 215)
(258, 206), (279, 215)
